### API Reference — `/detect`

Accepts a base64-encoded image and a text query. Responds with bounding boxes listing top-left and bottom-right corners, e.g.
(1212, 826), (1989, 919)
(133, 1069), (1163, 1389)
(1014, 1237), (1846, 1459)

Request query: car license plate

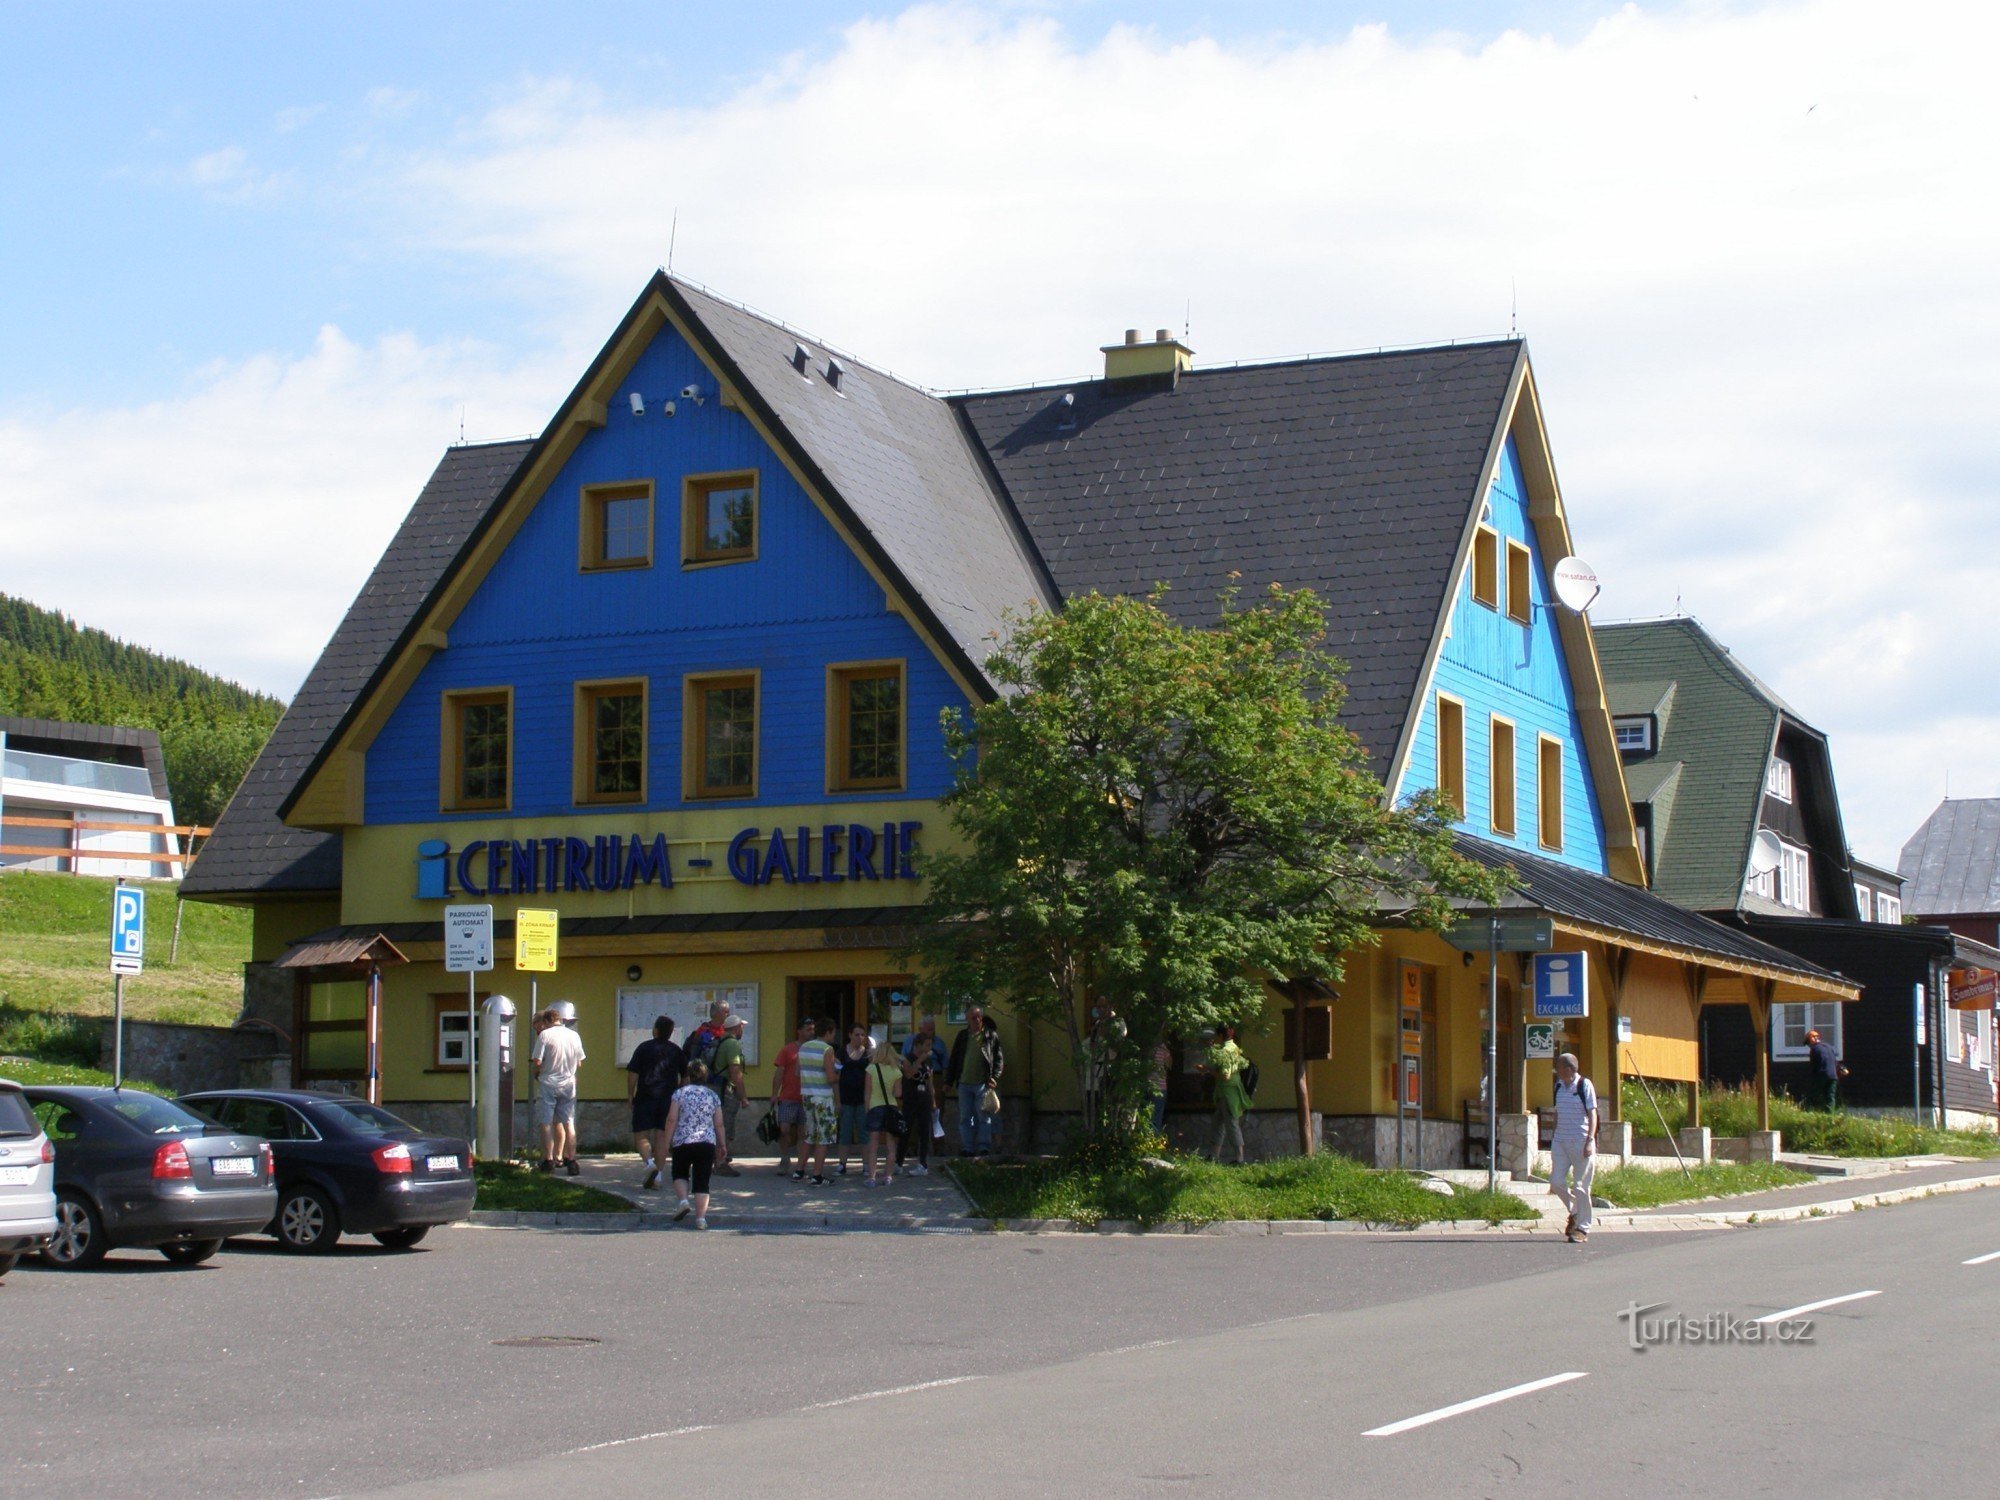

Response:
(212, 1156), (257, 1177)
(0, 1165), (33, 1185)
(427, 1154), (460, 1173)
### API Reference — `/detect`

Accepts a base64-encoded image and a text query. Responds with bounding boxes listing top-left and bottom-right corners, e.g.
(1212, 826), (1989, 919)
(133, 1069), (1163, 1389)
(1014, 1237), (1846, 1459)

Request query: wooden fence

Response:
(0, 813), (212, 875)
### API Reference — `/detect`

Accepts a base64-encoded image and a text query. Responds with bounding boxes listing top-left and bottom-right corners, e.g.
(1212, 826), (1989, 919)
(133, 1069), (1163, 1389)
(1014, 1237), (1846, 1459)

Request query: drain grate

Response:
(491, 1335), (604, 1348)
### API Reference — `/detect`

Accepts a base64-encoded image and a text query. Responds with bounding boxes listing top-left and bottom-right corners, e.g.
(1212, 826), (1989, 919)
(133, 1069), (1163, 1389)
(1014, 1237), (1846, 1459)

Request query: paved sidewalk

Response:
(1625, 1154), (2000, 1217)
(568, 1151), (981, 1232)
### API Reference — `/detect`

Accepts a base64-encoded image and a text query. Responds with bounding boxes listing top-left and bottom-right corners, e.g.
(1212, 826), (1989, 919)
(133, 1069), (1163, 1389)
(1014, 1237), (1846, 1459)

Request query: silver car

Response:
(0, 1079), (58, 1275)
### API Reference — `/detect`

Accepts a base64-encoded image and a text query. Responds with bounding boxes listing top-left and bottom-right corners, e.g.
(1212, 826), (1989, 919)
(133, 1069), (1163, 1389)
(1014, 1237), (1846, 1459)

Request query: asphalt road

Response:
(8, 1192), (1999, 1498)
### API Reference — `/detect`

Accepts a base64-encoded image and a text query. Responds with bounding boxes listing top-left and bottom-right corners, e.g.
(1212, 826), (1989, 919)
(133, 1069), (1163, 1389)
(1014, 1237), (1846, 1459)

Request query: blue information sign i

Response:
(1532, 951), (1588, 1018)
(111, 884), (146, 975)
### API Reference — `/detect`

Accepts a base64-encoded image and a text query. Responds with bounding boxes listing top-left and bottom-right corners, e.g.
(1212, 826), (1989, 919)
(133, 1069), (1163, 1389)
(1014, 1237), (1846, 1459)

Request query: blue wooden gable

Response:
(1398, 436), (1610, 873)
(363, 321), (972, 823)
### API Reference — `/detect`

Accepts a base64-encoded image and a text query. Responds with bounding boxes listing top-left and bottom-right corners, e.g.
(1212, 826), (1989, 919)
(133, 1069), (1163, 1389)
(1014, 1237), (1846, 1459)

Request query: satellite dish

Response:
(1550, 557), (1601, 613)
(1749, 829), (1784, 877)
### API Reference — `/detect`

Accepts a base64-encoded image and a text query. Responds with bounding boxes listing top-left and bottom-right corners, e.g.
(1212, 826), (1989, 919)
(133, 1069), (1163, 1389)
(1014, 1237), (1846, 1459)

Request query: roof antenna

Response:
(1184, 297), (1191, 343)
(668, 209), (679, 273)
(1510, 278), (1518, 338)
(458, 405), (465, 445)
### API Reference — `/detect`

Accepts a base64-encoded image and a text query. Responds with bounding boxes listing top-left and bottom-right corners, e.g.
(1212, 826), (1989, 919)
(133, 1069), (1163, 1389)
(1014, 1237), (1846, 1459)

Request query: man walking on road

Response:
(624, 1016), (683, 1190)
(1551, 1052), (1597, 1242)
(1805, 1029), (1848, 1111)
(531, 1000), (586, 1176)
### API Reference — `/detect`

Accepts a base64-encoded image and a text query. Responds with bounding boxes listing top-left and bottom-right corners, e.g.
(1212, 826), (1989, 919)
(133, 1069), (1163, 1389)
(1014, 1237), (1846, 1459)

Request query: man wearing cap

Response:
(1550, 1052), (1598, 1243)
(710, 1013), (748, 1176)
(531, 1000), (586, 1176)
(1804, 1029), (1848, 1111)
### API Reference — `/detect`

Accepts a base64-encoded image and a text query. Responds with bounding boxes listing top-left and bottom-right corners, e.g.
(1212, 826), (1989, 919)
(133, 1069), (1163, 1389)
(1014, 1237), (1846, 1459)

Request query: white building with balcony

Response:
(0, 716), (184, 879)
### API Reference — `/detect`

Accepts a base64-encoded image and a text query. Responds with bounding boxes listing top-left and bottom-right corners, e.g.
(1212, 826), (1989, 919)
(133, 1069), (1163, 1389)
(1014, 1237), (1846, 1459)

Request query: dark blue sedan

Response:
(181, 1091), (474, 1252)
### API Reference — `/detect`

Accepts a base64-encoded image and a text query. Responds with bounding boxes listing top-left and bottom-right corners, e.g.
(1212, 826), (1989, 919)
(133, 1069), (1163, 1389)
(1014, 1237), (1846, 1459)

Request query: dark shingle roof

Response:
(670, 281), (1054, 683)
(1455, 835), (1851, 989)
(952, 342), (1523, 774)
(1899, 798), (2000, 916)
(1594, 618), (1783, 911)
(181, 440), (532, 899)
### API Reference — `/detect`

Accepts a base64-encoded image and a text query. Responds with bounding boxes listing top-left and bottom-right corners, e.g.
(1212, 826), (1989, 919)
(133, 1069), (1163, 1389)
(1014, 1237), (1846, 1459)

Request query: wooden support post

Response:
(1682, 961), (1710, 1129)
(1749, 979), (1775, 1133)
(1291, 989), (1314, 1159)
(1605, 947), (1632, 1121)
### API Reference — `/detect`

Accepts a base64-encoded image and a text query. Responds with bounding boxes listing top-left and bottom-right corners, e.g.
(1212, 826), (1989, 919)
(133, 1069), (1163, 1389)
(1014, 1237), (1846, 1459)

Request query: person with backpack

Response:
(624, 1016), (684, 1191)
(662, 1060), (726, 1230)
(1551, 1052), (1599, 1242)
(1203, 1024), (1252, 1165)
(709, 1014), (748, 1176)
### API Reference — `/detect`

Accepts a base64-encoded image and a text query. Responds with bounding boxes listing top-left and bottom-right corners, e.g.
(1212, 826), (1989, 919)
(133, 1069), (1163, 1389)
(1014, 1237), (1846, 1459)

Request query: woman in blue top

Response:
(663, 1060), (727, 1230)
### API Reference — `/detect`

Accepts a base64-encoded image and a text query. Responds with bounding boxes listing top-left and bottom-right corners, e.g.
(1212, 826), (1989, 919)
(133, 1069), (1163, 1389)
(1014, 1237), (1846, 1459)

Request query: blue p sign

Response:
(111, 886), (146, 974)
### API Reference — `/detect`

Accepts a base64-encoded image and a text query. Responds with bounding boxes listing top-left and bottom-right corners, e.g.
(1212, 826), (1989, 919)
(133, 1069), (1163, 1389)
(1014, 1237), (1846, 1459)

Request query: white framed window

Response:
(1773, 1002), (1842, 1059)
(1614, 717), (1653, 753)
(437, 1009), (471, 1068)
(1853, 881), (1872, 920)
(1765, 757), (1794, 804)
(1875, 892), (1902, 924)
(1778, 841), (1811, 912)
(1748, 865), (1776, 900)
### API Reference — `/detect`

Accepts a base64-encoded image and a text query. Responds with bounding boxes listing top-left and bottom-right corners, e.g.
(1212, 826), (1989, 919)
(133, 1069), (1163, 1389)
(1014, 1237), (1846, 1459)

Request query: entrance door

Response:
(793, 977), (916, 1045)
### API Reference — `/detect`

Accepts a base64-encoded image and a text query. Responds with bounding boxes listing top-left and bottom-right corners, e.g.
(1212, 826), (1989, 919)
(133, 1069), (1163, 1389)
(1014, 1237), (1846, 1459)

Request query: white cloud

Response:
(7, 0), (1996, 864)
(0, 329), (553, 698)
(182, 144), (292, 202)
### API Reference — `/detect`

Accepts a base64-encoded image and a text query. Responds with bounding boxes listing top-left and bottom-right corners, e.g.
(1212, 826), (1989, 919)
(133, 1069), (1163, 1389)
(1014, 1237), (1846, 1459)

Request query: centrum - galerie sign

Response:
(415, 822), (924, 900)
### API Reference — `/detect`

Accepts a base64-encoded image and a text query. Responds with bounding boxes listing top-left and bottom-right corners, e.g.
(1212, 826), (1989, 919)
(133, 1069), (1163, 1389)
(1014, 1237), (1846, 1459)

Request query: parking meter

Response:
(479, 995), (517, 1161)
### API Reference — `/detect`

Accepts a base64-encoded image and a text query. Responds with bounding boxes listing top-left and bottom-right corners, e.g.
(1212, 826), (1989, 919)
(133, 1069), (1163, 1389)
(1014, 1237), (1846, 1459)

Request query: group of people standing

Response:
(756, 1006), (1007, 1187)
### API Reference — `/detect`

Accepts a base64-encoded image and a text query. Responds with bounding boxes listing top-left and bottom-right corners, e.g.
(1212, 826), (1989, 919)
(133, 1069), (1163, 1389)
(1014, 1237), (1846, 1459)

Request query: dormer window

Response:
(1765, 757), (1794, 804)
(1614, 717), (1654, 753)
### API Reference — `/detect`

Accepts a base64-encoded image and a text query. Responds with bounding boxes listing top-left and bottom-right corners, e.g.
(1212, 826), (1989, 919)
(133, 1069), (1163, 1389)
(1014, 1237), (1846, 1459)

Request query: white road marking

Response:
(1363, 1372), (1588, 1437)
(566, 1423), (716, 1455)
(801, 1376), (982, 1411)
(1963, 1250), (2000, 1266)
(1752, 1289), (1880, 1324)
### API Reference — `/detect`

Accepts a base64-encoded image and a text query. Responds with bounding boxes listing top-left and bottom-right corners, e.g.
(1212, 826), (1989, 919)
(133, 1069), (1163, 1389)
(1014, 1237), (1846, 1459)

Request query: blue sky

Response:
(1, 0), (1995, 862)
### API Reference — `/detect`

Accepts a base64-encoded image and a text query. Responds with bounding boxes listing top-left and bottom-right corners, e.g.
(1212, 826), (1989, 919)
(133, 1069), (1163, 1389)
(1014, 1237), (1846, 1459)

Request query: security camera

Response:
(628, 391), (645, 417)
(662, 399), (676, 417)
(680, 384), (705, 405)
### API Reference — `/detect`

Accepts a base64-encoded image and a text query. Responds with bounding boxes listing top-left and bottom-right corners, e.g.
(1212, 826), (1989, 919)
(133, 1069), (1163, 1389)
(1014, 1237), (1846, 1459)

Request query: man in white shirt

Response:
(1551, 1052), (1598, 1242)
(531, 1000), (586, 1176)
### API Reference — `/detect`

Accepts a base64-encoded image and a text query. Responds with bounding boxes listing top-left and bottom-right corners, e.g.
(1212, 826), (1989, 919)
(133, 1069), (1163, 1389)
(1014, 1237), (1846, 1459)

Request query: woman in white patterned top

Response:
(663, 1060), (728, 1229)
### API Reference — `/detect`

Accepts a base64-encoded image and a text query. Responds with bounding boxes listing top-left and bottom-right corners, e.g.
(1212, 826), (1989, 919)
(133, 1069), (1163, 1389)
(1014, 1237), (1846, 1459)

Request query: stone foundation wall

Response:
(98, 1019), (280, 1096)
(1321, 1115), (1469, 1170)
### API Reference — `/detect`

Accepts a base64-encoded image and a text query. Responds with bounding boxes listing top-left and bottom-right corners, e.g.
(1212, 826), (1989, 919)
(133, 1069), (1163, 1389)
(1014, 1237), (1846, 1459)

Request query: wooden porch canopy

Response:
(272, 931), (409, 974)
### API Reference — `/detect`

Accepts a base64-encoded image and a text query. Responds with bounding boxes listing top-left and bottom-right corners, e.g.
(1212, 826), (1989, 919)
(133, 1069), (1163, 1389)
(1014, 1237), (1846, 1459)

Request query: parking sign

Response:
(110, 884), (146, 975)
(443, 904), (495, 973)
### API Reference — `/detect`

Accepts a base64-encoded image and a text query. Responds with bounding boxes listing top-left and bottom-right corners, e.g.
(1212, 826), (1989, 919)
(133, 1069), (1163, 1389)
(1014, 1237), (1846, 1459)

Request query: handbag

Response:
(873, 1065), (908, 1137)
(979, 1083), (1001, 1116)
(755, 1107), (781, 1145)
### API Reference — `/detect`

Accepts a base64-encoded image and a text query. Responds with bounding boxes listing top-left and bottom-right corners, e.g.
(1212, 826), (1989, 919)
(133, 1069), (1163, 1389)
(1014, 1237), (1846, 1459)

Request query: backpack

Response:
(1240, 1060), (1261, 1101)
(685, 1027), (725, 1088)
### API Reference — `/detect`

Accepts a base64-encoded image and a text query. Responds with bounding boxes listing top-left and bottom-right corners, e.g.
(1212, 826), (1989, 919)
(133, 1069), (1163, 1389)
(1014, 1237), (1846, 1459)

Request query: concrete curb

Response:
(465, 1209), (981, 1234)
(464, 1170), (2000, 1237)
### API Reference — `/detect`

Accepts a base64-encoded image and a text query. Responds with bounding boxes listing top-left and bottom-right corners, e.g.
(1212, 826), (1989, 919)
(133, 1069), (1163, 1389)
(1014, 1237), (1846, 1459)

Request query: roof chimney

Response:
(1103, 324), (1194, 388)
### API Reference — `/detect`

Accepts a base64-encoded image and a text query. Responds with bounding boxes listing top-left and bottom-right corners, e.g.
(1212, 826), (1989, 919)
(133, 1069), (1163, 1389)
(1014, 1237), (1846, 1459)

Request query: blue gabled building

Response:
(186, 277), (1848, 1161)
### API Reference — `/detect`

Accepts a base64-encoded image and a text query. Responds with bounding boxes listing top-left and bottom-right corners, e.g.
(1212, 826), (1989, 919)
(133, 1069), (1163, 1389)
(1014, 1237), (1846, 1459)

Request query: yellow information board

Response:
(514, 908), (559, 972)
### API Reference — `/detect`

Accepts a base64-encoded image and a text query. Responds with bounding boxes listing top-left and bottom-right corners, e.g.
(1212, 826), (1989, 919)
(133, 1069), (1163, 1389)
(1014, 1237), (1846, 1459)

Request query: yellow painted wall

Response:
(251, 899), (340, 964)
(1619, 952), (1700, 1084)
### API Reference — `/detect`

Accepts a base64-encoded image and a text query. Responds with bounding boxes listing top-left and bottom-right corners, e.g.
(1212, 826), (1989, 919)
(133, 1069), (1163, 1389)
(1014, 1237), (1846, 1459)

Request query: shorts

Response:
(865, 1105), (899, 1134)
(536, 1086), (577, 1127)
(631, 1096), (669, 1134)
(775, 1100), (805, 1127)
(837, 1102), (868, 1145)
(670, 1141), (716, 1195)
(802, 1094), (838, 1146)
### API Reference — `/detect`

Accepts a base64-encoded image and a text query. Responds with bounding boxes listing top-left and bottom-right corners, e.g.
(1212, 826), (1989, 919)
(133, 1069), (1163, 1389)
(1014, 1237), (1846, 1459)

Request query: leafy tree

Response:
(908, 586), (1505, 1148)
